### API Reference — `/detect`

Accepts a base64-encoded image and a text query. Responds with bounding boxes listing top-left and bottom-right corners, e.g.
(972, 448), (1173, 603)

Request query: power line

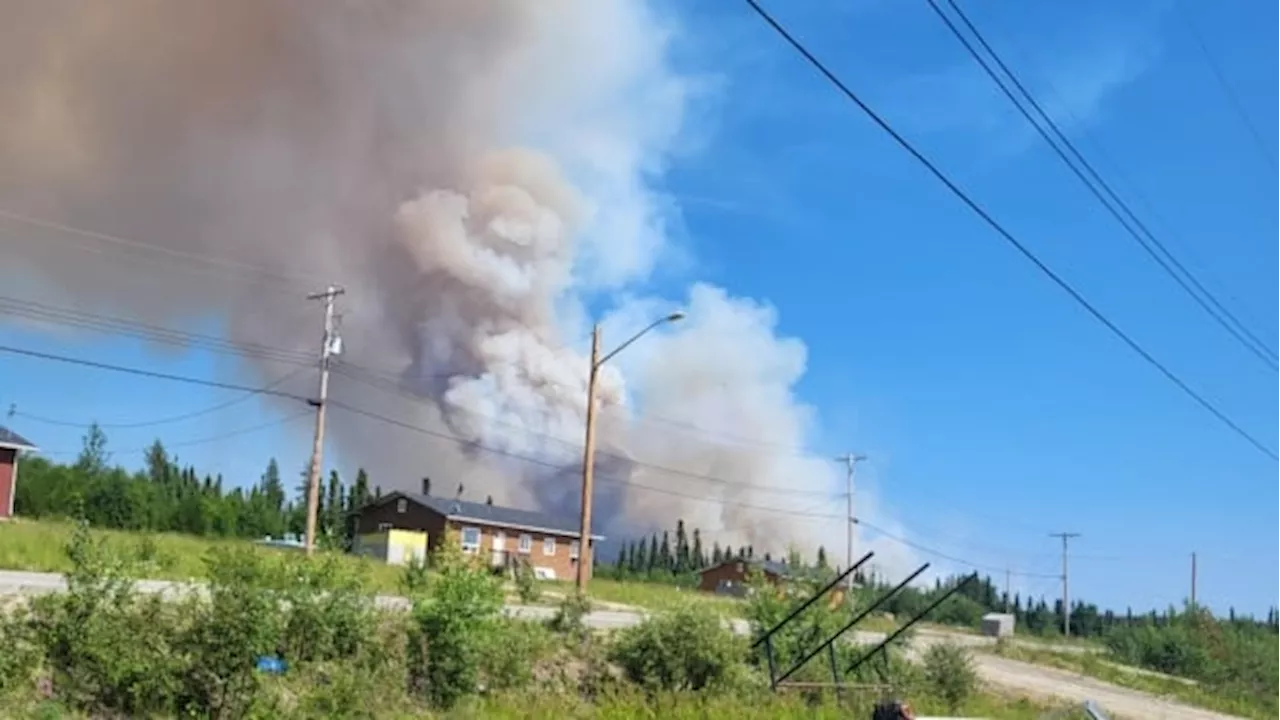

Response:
(10, 367), (308, 430)
(330, 363), (845, 497)
(740, 0), (1277, 461)
(2, 284), (828, 459)
(0, 343), (311, 403)
(38, 410), (312, 457)
(1174, 0), (1278, 174)
(326, 398), (844, 520)
(854, 516), (1059, 579)
(0, 207), (327, 289)
(0, 295), (317, 368)
(927, 0), (1278, 369)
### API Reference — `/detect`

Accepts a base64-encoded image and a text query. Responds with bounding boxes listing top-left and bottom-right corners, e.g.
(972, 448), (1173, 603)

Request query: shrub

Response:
(400, 554), (430, 597)
(0, 605), (42, 698)
(275, 553), (376, 663)
(407, 534), (503, 709)
(176, 546), (285, 719)
(921, 642), (977, 712)
(610, 603), (747, 692)
(31, 522), (183, 716)
(476, 617), (556, 693)
(548, 591), (593, 639)
(513, 559), (541, 604)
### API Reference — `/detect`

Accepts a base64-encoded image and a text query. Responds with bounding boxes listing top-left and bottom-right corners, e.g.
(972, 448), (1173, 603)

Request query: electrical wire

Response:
(0, 295), (317, 368)
(329, 362), (845, 497)
(1174, 0), (1278, 173)
(4, 337), (1222, 582)
(0, 207), (329, 289)
(928, 0), (1278, 369)
(1, 288), (837, 460)
(0, 343), (311, 403)
(740, 0), (1278, 461)
(854, 516), (1059, 579)
(10, 366), (309, 430)
(326, 398), (844, 520)
(38, 410), (312, 457)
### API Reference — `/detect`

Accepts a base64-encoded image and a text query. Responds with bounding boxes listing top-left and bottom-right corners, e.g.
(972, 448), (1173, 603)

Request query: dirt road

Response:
(972, 653), (1240, 720)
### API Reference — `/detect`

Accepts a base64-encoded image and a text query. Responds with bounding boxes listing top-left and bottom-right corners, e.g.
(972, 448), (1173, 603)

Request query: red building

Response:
(0, 425), (37, 520)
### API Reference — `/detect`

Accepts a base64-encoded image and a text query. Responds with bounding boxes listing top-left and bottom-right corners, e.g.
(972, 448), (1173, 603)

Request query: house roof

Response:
(0, 425), (36, 451)
(699, 558), (796, 578)
(382, 491), (604, 540)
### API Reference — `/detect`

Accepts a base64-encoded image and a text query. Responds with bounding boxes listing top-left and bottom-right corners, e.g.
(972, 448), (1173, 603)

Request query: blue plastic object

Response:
(255, 655), (287, 674)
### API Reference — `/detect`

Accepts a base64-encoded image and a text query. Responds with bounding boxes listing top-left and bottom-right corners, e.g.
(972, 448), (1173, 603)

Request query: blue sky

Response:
(2, 0), (1276, 615)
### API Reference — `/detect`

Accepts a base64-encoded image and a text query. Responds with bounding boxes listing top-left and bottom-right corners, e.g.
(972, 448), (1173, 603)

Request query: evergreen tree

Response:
(674, 519), (690, 572)
(636, 537), (649, 571)
(324, 469), (343, 537)
(647, 534), (660, 572)
(658, 530), (672, 572)
(712, 542), (723, 565)
(724, 544), (734, 561)
(691, 528), (704, 570)
(816, 546), (829, 570)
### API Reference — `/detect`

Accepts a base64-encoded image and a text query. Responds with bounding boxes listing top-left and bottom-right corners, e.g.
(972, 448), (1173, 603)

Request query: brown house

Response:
(354, 488), (604, 581)
(0, 426), (37, 521)
(698, 558), (845, 607)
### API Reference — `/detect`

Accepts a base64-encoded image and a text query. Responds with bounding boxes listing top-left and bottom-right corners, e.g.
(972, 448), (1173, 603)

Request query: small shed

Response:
(980, 612), (1015, 638)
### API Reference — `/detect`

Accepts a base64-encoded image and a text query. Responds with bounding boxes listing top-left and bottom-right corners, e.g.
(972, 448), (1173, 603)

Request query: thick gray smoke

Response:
(0, 0), (915, 569)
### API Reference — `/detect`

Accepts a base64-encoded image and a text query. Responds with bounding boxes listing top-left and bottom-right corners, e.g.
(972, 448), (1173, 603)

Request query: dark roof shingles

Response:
(406, 493), (586, 537)
(0, 425), (36, 450)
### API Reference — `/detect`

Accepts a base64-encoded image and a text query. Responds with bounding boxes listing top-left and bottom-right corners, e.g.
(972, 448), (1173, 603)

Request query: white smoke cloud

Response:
(0, 0), (915, 573)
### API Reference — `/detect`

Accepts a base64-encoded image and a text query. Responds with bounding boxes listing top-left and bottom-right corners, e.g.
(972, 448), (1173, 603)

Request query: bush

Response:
(548, 591), (593, 639)
(275, 553), (376, 663)
(177, 546), (285, 718)
(610, 603), (747, 692)
(400, 554), (430, 597)
(921, 642), (977, 712)
(31, 522), (184, 716)
(0, 605), (42, 698)
(407, 534), (504, 709)
(513, 559), (541, 604)
(476, 618), (556, 692)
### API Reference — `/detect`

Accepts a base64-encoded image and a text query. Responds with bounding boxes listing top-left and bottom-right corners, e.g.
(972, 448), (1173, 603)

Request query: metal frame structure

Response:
(750, 556), (980, 693)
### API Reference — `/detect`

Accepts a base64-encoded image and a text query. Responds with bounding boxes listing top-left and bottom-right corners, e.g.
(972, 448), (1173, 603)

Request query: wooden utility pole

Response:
(835, 453), (866, 590)
(1190, 551), (1198, 611)
(574, 325), (602, 592)
(1049, 532), (1080, 636)
(303, 285), (344, 556)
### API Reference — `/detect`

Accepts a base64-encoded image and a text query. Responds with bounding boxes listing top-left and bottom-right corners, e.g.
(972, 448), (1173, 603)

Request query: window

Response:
(377, 522), (392, 532)
(396, 498), (407, 514)
(518, 533), (532, 554)
(543, 537), (556, 556)
(460, 527), (481, 553)
(569, 540), (580, 560)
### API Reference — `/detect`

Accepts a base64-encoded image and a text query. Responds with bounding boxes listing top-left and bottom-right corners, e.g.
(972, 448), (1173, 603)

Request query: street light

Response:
(575, 311), (685, 592)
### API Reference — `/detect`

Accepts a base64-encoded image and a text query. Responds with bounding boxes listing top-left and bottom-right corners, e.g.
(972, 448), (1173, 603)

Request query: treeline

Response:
(14, 424), (380, 548)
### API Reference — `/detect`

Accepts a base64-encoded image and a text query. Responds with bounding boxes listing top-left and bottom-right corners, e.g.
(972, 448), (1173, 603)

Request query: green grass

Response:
(1, 685), (1089, 719)
(0, 519), (404, 593)
(988, 642), (1274, 719)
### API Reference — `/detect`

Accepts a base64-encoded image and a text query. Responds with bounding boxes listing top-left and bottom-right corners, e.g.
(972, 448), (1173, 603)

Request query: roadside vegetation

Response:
(0, 523), (1082, 720)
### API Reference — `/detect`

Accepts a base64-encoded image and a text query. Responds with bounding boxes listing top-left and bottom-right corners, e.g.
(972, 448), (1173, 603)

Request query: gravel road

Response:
(0, 570), (1241, 720)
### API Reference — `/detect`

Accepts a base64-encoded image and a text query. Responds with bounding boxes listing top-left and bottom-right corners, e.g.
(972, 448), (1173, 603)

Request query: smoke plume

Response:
(0, 0), (914, 568)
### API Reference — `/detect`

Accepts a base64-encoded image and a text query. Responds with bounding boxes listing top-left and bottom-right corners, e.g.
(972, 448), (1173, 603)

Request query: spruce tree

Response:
(691, 528), (704, 570)
(674, 519), (690, 572)
(659, 530), (672, 572)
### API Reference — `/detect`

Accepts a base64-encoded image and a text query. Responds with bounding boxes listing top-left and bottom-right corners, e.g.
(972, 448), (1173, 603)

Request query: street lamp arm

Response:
(596, 311), (684, 367)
